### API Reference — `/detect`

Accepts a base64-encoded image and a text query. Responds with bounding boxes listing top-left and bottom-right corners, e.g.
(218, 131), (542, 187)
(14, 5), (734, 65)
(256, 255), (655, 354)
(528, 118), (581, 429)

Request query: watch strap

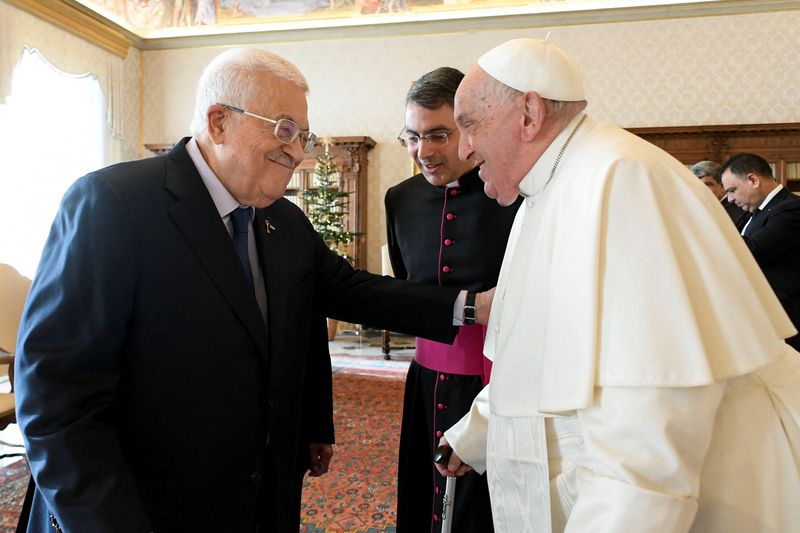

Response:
(464, 291), (477, 325)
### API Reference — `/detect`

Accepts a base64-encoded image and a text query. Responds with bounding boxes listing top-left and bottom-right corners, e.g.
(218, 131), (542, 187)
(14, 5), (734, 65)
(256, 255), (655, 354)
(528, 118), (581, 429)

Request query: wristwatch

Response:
(464, 291), (477, 325)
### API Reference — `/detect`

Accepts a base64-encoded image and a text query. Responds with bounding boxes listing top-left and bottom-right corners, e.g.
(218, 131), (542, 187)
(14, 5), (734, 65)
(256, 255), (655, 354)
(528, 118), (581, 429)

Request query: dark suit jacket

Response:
(722, 197), (749, 230)
(742, 187), (800, 346)
(15, 139), (458, 532)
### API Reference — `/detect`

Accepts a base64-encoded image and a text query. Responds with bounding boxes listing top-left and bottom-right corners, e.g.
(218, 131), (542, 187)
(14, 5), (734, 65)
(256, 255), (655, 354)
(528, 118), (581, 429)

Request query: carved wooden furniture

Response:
(143, 143), (173, 156)
(0, 354), (15, 431)
(627, 123), (800, 192)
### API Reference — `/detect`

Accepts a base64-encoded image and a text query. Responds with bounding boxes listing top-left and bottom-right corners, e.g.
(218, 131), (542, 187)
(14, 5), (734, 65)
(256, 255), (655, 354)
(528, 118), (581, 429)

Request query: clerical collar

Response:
(519, 112), (588, 199)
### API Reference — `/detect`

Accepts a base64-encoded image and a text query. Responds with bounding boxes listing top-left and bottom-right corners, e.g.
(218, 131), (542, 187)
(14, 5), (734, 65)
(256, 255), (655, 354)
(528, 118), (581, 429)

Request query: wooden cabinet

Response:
(285, 136), (375, 269)
(627, 123), (800, 192)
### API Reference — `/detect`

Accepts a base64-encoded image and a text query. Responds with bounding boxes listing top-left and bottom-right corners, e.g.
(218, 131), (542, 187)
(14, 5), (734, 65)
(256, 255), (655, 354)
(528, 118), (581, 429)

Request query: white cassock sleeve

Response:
(444, 384), (490, 474)
(566, 382), (726, 533)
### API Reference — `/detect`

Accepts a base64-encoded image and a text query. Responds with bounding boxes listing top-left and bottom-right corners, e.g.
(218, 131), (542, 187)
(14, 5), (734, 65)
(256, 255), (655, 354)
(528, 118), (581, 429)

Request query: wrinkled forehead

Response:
(251, 73), (310, 126)
(454, 67), (489, 119)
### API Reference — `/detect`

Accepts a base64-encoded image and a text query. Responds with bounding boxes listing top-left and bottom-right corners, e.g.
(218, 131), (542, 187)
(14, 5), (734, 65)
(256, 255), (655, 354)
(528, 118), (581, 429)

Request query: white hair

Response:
(189, 47), (309, 137)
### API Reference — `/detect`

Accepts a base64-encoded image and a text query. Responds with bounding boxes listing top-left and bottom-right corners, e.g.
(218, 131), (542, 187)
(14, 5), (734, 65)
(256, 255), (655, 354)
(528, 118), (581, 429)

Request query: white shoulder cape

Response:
(485, 115), (795, 416)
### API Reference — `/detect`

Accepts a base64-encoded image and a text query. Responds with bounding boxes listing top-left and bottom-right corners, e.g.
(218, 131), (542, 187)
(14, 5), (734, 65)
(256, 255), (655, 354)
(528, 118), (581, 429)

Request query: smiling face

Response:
(454, 67), (529, 206)
(207, 72), (309, 208)
(403, 103), (475, 187)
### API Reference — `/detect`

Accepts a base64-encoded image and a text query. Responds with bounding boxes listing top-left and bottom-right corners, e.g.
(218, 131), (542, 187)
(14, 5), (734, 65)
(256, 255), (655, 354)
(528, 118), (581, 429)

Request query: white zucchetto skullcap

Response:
(478, 38), (586, 101)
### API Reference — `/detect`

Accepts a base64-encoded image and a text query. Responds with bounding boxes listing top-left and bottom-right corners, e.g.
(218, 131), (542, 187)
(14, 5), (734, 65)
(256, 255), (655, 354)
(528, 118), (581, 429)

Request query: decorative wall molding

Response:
(3, 0), (135, 58)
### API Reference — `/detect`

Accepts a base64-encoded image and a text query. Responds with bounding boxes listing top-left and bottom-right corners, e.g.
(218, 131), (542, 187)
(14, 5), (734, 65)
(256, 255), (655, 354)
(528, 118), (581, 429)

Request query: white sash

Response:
(486, 414), (552, 533)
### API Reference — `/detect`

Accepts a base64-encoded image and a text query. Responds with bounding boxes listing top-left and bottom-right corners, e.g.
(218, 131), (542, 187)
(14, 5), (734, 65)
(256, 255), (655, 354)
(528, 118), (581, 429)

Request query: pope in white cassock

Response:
(436, 38), (800, 532)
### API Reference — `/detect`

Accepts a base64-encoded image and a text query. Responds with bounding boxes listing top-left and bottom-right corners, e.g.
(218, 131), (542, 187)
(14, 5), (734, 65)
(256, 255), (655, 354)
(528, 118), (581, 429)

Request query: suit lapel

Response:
(748, 188), (789, 235)
(254, 206), (291, 359)
(163, 140), (269, 357)
(761, 188), (789, 222)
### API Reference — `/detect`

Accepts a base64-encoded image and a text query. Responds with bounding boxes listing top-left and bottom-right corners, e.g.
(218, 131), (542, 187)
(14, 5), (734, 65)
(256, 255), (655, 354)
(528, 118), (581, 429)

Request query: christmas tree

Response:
(302, 145), (362, 265)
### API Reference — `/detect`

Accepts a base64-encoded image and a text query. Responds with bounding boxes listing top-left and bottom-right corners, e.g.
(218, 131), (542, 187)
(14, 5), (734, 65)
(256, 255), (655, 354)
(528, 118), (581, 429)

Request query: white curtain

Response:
(0, 49), (105, 278)
(0, 1), (127, 159)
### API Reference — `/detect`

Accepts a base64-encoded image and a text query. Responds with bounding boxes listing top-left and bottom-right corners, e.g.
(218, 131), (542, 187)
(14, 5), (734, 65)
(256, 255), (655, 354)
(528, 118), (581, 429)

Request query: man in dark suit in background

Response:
(721, 152), (800, 350)
(14, 47), (479, 532)
(386, 67), (520, 533)
(690, 159), (749, 228)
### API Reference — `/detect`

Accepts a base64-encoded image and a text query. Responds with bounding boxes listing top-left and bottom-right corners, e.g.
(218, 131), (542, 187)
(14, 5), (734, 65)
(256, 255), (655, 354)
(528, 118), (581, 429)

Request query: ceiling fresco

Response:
(78, 0), (535, 32)
(73, 0), (720, 38)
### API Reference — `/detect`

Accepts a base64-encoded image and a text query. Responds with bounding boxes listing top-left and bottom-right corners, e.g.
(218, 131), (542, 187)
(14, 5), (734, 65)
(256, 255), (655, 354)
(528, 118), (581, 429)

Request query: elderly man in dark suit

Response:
(14, 48), (475, 532)
(690, 160), (749, 229)
(721, 152), (800, 350)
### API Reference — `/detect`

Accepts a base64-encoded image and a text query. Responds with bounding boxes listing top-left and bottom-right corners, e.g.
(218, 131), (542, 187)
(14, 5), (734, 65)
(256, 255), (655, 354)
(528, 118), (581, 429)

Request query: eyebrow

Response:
(455, 112), (474, 127)
(275, 113), (310, 130)
(404, 126), (451, 135)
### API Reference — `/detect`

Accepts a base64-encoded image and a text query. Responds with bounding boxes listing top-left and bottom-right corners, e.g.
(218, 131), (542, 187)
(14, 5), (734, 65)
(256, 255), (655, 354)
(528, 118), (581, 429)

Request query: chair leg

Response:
(382, 330), (391, 360)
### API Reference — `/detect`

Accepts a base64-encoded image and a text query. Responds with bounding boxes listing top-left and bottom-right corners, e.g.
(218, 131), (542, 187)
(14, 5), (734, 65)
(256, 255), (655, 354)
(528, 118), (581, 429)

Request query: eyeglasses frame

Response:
(396, 127), (451, 149)
(219, 103), (317, 153)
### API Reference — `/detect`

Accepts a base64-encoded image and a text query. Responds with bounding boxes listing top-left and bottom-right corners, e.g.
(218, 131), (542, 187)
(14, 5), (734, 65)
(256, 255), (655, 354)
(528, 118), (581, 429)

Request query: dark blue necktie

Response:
(230, 206), (254, 290)
(743, 208), (762, 237)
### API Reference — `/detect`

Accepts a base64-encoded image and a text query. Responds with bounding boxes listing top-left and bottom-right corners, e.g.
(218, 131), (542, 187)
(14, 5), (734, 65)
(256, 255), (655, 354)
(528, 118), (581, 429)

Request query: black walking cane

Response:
(433, 444), (456, 533)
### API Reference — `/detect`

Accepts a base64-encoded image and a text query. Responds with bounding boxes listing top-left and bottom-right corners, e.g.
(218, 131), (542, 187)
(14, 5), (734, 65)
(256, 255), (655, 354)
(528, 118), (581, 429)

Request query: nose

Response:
(458, 134), (473, 162)
(416, 139), (435, 160)
(285, 136), (306, 163)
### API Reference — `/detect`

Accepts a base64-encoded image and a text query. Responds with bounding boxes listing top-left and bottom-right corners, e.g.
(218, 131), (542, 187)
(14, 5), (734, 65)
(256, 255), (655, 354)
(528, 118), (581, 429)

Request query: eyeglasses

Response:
(397, 128), (450, 148)
(220, 103), (317, 153)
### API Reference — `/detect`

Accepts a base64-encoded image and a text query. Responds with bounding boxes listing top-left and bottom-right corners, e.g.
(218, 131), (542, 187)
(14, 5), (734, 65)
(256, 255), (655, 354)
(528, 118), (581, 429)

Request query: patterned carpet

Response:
(300, 355), (406, 533)
(0, 456), (27, 531)
(0, 353), (407, 532)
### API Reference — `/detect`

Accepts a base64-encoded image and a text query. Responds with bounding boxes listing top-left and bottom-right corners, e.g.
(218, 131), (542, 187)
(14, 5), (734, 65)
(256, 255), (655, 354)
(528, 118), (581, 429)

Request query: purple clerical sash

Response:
(415, 324), (491, 384)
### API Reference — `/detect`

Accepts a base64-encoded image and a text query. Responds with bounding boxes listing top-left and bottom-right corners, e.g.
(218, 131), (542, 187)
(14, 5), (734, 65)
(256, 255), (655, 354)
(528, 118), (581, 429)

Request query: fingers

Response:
(433, 437), (472, 477)
(308, 443), (334, 477)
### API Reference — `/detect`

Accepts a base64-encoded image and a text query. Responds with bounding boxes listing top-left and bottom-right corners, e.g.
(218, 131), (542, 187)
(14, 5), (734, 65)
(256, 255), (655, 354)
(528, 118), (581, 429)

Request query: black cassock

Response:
(385, 168), (521, 533)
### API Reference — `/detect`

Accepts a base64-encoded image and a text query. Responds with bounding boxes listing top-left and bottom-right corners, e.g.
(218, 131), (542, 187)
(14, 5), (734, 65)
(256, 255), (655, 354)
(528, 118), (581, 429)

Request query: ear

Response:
(746, 172), (761, 188)
(207, 104), (228, 145)
(519, 92), (545, 142)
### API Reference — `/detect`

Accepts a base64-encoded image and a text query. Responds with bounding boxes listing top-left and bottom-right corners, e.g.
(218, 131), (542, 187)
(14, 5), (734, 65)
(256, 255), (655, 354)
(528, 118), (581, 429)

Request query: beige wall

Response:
(144, 9), (800, 273)
(5, 1), (799, 274)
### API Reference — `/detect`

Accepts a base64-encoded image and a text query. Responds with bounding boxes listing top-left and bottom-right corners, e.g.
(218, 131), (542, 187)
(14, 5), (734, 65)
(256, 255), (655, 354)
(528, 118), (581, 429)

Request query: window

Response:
(0, 49), (105, 278)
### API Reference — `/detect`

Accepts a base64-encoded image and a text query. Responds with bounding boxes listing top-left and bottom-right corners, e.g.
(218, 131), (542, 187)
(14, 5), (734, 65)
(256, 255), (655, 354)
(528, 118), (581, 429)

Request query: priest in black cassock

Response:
(385, 67), (521, 533)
